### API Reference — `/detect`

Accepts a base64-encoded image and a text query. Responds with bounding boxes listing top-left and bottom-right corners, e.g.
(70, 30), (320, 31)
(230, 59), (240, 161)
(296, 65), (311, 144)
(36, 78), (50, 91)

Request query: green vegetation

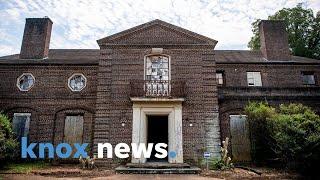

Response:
(203, 137), (233, 170)
(245, 102), (320, 176)
(248, 3), (320, 60)
(0, 112), (19, 165)
(1, 162), (49, 173)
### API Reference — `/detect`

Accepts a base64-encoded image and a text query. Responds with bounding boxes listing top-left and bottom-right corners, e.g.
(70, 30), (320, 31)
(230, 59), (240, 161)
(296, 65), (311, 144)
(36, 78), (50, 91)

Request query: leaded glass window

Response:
(17, 73), (35, 91)
(145, 55), (170, 96)
(68, 74), (87, 92)
(145, 56), (169, 81)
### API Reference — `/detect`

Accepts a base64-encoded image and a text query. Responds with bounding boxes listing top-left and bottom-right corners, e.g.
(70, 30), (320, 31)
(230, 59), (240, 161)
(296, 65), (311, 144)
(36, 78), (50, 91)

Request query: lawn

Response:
(0, 161), (49, 174)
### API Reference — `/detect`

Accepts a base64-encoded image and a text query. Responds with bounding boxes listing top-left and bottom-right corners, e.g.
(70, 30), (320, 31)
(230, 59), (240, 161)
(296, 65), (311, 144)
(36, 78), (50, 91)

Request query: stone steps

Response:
(115, 163), (201, 174)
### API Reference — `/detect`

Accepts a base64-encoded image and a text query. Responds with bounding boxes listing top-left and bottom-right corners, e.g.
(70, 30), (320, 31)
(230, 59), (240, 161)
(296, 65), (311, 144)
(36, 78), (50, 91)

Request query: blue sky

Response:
(0, 0), (319, 56)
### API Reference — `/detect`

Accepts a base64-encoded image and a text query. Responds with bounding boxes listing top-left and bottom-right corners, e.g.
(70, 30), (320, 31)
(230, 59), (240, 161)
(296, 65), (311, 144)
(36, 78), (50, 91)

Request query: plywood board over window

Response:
(64, 115), (84, 144)
(229, 115), (251, 162)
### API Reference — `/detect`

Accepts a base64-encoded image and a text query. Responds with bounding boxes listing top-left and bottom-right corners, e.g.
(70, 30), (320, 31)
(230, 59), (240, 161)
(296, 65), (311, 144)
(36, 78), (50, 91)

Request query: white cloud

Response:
(0, 0), (319, 56)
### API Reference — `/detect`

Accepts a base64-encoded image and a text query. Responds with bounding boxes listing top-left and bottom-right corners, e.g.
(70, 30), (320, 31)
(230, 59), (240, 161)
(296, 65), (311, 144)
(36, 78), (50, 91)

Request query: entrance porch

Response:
(131, 98), (184, 164)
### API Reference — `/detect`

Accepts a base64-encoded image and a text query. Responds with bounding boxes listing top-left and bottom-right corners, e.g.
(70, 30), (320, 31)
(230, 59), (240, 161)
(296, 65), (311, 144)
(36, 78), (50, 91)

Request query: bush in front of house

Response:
(245, 102), (320, 176)
(0, 112), (19, 166)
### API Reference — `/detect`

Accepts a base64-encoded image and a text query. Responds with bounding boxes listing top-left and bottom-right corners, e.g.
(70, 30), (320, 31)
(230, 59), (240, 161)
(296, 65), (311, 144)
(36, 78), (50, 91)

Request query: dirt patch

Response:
(1, 165), (301, 179)
(31, 165), (114, 178)
(201, 167), (300, 179)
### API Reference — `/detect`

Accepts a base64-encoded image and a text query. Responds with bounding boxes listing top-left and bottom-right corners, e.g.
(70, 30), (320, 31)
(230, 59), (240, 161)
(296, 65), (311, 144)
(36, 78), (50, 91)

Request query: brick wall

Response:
(216, 63), (320, 157)
(94, 46), (220, 165)
(0, 65), (97, 147)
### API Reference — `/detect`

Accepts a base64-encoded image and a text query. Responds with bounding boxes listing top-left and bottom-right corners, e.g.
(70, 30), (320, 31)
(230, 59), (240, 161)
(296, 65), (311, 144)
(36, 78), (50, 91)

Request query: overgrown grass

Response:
(1, 161), (49, 173)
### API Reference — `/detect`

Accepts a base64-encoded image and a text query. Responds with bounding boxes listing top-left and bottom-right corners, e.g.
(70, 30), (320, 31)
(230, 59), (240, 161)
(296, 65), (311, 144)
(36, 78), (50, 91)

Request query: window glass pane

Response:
(17, 74), (35, 91)
(12, 113), (31, 140)
(146, 56), (169, 81)
(303, 74), (315, 85)
(69, 74), (86, 91)
(145, 55), (170, 96)
(216, 73), (223, 85)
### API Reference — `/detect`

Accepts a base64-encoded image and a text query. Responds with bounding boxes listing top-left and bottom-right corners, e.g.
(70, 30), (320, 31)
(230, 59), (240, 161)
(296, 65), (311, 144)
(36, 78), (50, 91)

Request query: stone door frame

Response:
(131, 98), (184, 164)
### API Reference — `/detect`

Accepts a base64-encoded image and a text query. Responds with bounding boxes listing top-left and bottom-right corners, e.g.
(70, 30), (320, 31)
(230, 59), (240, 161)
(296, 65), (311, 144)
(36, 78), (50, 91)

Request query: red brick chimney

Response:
(20, 17), (53, 59)
(259, 20), (291, 61)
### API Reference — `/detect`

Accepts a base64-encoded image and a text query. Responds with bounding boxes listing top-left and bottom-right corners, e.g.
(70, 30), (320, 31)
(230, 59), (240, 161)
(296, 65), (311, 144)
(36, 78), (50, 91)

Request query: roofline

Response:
(0, 63), (98, 66)
(216, 62), (320, 65)
(97, 19), (218, 46)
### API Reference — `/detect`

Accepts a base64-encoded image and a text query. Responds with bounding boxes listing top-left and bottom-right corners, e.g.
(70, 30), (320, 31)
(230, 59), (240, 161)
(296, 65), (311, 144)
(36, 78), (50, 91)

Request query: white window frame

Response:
(144, 54), (171, 96)
(144, 54), (171, 81)
(16, 73), (35, 91)
(216, 72), (224, 85)
(68, 73), (87, 92)
(247, 72), (262, 87)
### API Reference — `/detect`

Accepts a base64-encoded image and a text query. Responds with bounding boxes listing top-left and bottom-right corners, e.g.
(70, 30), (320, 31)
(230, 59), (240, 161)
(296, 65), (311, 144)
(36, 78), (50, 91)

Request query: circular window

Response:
(17, 73), (35, 91)
(68, 73), (87, 92)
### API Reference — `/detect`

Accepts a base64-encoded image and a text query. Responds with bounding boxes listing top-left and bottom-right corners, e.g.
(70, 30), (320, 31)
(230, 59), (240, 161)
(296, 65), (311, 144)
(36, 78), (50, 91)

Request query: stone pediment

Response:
(97, 19), (217, 46)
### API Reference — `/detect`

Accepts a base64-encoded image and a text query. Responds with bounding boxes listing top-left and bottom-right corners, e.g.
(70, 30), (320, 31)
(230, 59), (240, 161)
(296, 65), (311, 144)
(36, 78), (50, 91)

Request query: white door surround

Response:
(131, 98), (184, 164)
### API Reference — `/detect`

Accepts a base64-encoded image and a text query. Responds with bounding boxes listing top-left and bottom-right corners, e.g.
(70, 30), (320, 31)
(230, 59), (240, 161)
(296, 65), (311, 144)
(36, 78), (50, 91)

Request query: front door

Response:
(147, 115), (168, 162)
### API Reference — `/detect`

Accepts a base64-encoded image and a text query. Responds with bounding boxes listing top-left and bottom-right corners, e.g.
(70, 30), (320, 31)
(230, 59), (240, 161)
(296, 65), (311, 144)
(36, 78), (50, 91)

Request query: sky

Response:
(0, 0), (319, 56)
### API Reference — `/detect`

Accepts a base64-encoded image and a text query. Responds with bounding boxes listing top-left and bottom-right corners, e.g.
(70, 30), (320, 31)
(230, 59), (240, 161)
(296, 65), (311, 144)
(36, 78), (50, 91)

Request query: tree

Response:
(248, 4), (320, 60)
(0, 112), (19, 165)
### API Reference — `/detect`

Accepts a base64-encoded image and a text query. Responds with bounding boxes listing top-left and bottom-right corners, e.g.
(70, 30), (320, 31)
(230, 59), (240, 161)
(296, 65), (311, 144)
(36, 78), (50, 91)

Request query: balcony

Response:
(130, 80), (186, 98)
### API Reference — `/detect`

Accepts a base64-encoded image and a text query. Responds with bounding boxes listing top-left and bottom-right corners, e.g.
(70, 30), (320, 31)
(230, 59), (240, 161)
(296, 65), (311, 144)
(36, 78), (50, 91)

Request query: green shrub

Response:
(0, 112), (19, 165)
(245, 102), (320, 176)
(245, 102), (277, 163)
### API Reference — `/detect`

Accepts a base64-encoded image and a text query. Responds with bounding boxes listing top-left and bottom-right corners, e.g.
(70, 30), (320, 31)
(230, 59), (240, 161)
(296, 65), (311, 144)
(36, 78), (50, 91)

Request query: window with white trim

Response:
(145, 55), (170, 96)
(216, 72), (224, 85)
(247, 72), (262, 86)
(68, 74), (87, 92)
(17, 73), (35, 91)
(145, 55), (169, 81)
(12, 113), (31, 140)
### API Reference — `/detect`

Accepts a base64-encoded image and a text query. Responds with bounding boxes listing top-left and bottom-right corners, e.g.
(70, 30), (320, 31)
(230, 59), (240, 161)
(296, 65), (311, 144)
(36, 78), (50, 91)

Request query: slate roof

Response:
(214, 50), (320, 64)
(0, 49), (319, 65)
(0, 49), (100, 65)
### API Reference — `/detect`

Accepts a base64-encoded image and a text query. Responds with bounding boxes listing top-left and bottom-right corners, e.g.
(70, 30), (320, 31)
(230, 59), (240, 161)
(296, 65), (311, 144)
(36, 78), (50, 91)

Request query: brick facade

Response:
(0, 18), (319, 165)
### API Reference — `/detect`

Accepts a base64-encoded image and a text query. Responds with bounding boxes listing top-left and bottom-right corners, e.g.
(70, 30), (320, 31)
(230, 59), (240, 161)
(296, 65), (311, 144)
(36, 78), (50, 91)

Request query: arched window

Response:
(145, 55), (170, 96)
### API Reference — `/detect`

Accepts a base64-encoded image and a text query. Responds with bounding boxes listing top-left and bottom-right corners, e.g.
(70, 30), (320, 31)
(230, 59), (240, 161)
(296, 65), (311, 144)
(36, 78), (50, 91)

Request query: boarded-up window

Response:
(229, 115), (251, 161)
(12, 113), (31, 140)
(64, 115), (84, 144)
(247, 72), (262, 86)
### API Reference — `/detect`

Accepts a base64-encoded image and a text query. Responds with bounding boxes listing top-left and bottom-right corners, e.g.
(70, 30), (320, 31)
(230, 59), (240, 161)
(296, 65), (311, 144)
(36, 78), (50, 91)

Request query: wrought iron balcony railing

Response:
(130, 80), (185, 98)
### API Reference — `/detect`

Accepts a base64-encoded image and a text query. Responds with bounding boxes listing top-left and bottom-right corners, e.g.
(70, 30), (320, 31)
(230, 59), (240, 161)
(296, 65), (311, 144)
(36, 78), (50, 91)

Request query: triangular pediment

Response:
(97, 19), (217, 46)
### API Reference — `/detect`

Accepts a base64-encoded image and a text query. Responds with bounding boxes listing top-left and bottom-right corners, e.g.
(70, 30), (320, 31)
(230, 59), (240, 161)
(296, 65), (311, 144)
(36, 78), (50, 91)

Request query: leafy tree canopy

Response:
(248, 4), (320, 59)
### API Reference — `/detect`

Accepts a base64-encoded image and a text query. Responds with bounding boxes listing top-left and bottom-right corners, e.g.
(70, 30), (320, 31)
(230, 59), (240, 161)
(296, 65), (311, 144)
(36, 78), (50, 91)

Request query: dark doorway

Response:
(147, 115), (168, 162)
